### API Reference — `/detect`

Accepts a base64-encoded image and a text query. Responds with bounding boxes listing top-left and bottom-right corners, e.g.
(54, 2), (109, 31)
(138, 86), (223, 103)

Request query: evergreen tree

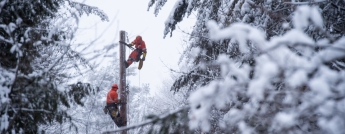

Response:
(148, 0), (345, 133)
(0, 0), (108, 133)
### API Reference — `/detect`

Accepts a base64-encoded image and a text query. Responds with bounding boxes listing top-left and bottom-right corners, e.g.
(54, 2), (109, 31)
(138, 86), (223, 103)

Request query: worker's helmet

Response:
(112, 84), (118, 89)
(136, 35), (142, 41)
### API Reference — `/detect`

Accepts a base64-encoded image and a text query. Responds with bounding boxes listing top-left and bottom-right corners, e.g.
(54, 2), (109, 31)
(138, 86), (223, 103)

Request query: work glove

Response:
(142, 52), (146, 61)
(131, 42), (135, 46)
(111, 110), (118, 117)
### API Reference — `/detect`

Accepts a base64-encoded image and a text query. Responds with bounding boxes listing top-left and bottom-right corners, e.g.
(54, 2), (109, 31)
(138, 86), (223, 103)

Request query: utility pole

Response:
(119, 31), (127, 134)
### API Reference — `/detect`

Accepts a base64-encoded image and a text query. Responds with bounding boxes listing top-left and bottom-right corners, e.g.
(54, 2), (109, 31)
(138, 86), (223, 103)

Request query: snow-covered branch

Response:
(102, 106), (189, 134)
(284, 0), (327, 5)
(14, 108), (52, 113)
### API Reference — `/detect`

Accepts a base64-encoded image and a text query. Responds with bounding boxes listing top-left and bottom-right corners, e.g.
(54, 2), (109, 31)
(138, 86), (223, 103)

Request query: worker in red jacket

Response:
(124, 35), (147, 68)
(106, 84), (119, 104)
(104, 84), (120, 118)
(104, 84), (125, 127)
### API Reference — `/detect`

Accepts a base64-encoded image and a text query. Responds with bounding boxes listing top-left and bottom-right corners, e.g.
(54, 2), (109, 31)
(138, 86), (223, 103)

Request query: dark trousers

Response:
(106, 103), (123, 127)
(106, 103), (119, 118)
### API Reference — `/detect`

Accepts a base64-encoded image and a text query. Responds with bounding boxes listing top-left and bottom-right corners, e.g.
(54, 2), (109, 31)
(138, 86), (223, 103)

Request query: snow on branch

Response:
(14, 108), (52, 113)
(102, 106), (189, 134)
(207, 20), (266, 52)
(187, 5), (345, 133)
(67, 0), (109, 21)
(0, 0), (7, 14)
(283, 0), (327, 5)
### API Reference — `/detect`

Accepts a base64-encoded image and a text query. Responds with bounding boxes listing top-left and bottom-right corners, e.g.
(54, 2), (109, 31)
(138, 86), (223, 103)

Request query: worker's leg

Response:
(125, 50), (138, 68)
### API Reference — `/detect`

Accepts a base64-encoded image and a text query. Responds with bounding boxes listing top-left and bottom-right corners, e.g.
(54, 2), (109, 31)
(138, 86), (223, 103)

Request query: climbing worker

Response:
(124, 35), (147, 68)
(103, 84), (123, 126)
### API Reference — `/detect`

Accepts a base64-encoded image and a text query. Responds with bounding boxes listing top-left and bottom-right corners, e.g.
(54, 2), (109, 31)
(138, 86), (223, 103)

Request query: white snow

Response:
(238, 121), (253, 134)
(293, 6), (312, 30)
(318, 37), (345, 62)
(309, 76), (331, 103)
(189, 47), (201, 58)
(240, 2), (250, 15)
(318, 116), (345, 134)
(310, 6), (324, 28)
(318, 101), (334, 116)
(287, 69), (308, 88)
(0, 113), (9, 131)
(207, 21), (266, 51)
(293, 6), (324, 30)
(274, 112), (295, 128)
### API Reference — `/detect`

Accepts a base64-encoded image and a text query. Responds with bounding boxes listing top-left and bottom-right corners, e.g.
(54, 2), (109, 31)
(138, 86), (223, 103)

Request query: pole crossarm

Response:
(119, 41), (135, 50)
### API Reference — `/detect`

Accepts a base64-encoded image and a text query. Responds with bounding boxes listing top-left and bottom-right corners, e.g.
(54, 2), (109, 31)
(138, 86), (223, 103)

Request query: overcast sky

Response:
(75, 0), (196, 92)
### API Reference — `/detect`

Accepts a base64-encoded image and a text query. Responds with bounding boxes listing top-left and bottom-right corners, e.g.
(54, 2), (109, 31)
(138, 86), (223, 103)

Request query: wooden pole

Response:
(119, 31), (127, 134)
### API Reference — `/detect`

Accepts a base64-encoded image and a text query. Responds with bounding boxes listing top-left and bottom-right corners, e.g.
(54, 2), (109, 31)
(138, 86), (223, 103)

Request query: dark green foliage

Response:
(166, 0), (188, 38)
(322, 1), (345, 37)
(5, 74), (69, 133)
(171, 1), (224, 93)
(171, 67), (220, 92)
(68, 82), (98, 106)
(4, 76), (98, 133)
(148, 0), (199, 38)
(0, 0), (61, 25)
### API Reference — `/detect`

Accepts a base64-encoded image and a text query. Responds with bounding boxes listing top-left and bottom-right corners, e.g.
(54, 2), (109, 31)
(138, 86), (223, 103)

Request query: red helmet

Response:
(135, 35), (142, 42)
(112, 84), (118, 89)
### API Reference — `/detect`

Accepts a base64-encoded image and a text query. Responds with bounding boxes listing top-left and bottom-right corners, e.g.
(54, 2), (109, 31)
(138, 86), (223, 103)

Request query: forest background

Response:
(1, 0), (345, 134)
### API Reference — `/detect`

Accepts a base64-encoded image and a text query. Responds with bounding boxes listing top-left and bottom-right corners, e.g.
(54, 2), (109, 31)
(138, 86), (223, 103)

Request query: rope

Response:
(139, 70), (140, 90)
(125, 32), (131, 124)
(125, 33), (130, 88)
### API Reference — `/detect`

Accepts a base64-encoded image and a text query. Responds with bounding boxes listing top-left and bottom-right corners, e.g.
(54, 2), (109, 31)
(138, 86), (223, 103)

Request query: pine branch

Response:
(331, 2), (345, 11)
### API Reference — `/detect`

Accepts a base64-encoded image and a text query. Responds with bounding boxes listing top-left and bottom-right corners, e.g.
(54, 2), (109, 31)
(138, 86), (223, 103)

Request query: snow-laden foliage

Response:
(149, 0), (345, 134)
(0, 0), (108, 133)
(191, 5), (345, 134)
(148, 0), (199, 38)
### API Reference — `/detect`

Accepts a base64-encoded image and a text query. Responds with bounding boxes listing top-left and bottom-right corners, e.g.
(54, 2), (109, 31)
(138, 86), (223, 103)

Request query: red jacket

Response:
(132, 36), (147, 53)
(106, 86), (119, 103)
